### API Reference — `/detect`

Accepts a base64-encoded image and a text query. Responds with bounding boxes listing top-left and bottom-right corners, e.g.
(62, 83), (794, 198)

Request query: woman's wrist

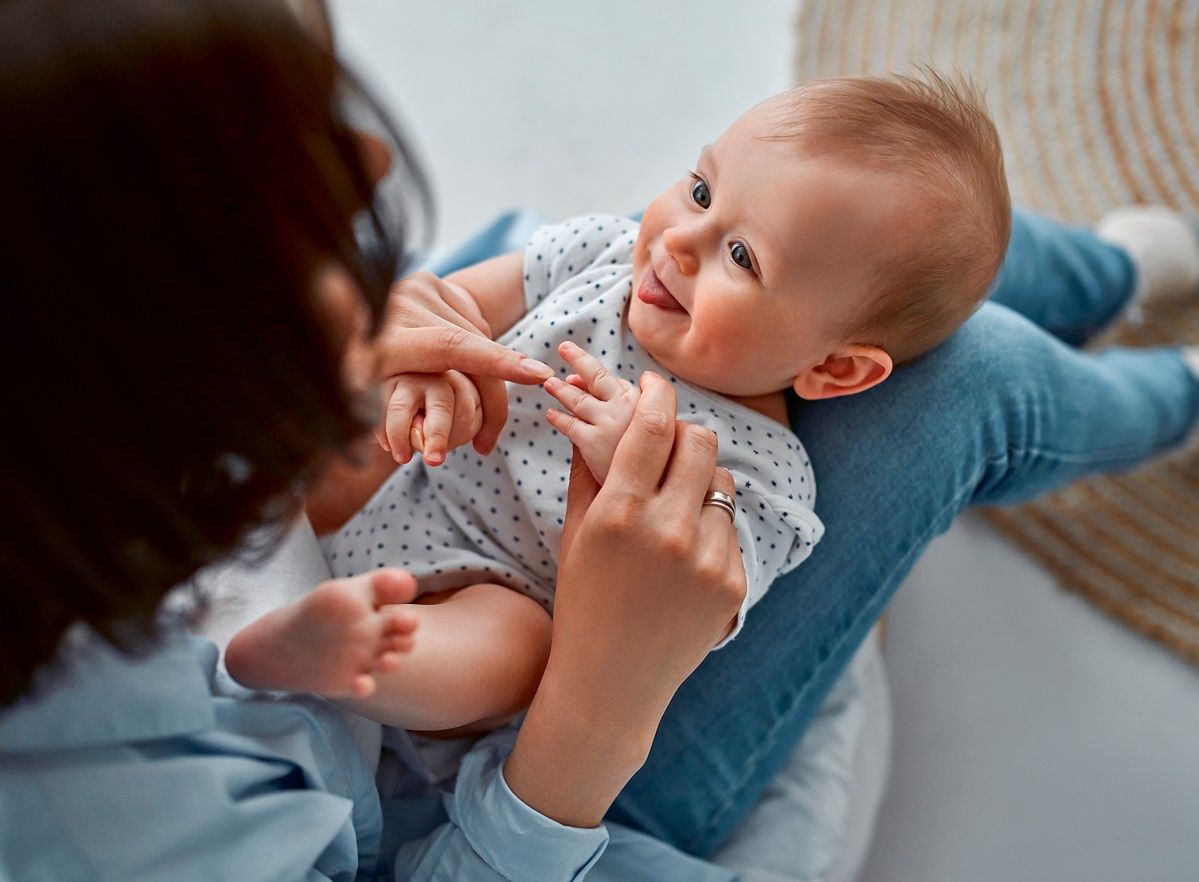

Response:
(504, 662), (664, 828)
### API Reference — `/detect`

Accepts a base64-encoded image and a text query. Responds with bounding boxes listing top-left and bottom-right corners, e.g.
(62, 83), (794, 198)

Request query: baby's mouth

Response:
(637, 267), (687, 313)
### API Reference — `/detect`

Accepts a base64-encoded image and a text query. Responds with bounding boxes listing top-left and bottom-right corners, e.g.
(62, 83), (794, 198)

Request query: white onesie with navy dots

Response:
(326, 215), (824, 647)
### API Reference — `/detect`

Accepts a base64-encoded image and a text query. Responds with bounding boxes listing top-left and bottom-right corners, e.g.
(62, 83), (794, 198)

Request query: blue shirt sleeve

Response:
(392, 727), (737, 882)
(394, 728), (608, 881)
(0, 632), (381, 882)
(0, 627), (735, 882)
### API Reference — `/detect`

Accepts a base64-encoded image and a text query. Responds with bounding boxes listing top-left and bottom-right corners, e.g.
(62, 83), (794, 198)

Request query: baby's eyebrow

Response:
(696, 144), (713, 164)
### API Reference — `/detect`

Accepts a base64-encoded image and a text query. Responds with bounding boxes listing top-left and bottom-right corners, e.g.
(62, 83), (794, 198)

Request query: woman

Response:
(1, 0), (1195, 879)
(0, 1), (744, 878)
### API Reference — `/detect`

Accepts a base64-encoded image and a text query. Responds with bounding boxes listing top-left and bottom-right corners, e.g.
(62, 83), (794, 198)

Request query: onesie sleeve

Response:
(715, 478), (825, 649)
(688, 415), (823, 650)
(677, 402), (825, 649)
(522, 215), (639, 311)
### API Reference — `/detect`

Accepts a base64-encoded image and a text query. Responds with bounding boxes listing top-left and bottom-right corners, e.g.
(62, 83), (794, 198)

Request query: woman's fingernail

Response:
(520, 357), (554, 379)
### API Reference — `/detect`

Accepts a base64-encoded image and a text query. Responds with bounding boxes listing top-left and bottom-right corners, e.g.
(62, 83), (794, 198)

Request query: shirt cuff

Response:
(447, 731), (609, 881)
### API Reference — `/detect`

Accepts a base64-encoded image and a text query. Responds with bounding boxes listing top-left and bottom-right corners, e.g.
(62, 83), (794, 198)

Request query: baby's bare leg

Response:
(337, 583), (552, 733)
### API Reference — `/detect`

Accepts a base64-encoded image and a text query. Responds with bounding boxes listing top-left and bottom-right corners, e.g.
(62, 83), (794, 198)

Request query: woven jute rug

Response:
(796, 0), (1199, 664)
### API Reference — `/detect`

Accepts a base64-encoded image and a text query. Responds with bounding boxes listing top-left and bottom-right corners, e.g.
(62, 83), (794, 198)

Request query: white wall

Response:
(328, 0), (798, 246)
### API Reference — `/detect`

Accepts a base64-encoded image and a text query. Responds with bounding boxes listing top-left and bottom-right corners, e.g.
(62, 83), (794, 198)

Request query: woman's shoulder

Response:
(0, 628), (381, 880)
(0, 627), (217, 751)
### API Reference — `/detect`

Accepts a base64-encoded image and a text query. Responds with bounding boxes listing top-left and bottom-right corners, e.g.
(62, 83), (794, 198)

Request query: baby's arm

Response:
(444, 250), (528, 340)
(542, 341), (641, 483)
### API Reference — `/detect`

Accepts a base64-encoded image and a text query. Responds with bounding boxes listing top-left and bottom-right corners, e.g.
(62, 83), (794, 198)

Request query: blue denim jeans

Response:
(605, 209), (1199, 856)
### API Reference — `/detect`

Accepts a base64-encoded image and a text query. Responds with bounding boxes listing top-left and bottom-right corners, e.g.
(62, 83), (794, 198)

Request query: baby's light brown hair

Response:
(767, 69), (1010, 364)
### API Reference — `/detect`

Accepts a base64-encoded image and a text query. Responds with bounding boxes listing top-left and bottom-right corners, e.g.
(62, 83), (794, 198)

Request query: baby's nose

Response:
(663, 227), (700, 275)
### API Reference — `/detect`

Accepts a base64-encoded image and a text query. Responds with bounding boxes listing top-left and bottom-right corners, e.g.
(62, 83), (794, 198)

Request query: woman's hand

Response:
(505, 372), (747, 828)
(307, 269), (551, 534)
(374, 271), (549, 454)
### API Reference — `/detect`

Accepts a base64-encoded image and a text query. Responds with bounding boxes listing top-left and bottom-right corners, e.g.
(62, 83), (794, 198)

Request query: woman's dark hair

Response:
(0, 0), (430, 704)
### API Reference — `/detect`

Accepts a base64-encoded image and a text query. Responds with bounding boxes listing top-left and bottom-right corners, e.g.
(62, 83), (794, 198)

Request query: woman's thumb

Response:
(560, 444), (600, 553)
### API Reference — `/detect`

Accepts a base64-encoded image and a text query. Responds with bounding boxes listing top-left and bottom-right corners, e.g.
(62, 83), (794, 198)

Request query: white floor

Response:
(329, 4), (1199, 879)
(328, 0), (799, 249)
(859, 512), (1199, 882)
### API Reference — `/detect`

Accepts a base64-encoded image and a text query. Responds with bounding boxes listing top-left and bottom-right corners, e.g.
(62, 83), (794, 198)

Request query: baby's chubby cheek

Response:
(676, 320), (760, 386)
(630, 226), (656, 277)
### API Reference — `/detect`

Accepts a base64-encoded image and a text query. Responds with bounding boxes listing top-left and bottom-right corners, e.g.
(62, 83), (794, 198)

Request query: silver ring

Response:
(702, 490), (736, 522)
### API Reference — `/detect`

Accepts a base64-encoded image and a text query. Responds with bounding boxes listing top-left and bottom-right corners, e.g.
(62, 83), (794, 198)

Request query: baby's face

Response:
(629, 102), (907, 398)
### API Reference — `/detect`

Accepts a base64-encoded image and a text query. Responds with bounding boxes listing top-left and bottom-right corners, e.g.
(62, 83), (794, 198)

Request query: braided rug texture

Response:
(796, 0), (1199, 664)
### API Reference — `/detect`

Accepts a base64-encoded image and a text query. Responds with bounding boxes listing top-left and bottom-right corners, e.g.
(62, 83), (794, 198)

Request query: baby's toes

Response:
(370, 569), (418, 608)
(383, 632), (415, 654)
(350, 673), (378, 698)
(382, 608), (419, 638)
(375, 651), (407, 673)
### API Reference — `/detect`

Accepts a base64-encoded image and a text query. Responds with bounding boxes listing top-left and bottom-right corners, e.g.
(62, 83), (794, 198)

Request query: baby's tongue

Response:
(637, 268), (685, 311)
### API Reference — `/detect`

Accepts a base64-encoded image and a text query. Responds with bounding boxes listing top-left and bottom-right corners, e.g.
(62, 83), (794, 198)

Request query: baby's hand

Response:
(378, 370), (483, 466)
(543, 341), (640, 483)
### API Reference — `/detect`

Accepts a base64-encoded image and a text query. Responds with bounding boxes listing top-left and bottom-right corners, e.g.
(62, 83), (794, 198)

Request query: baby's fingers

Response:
(545, 406), (596, 448)
(382, 380), (421, 464)
(421, 379), (455, 466)
(558, 341), (630, 401)
(543, 375), (602, 422)
(444, 370), (485, 453)
(472, 375), (509, 456)
(409, 415), (425, 457)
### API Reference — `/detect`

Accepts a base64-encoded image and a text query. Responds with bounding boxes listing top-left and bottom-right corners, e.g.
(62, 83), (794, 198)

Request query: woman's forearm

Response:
(503, 664), (665, 828)
(503, 376), (746, 829)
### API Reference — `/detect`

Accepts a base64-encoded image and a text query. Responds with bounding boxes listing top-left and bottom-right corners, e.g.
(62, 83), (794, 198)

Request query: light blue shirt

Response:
(0, 627), (734, 881)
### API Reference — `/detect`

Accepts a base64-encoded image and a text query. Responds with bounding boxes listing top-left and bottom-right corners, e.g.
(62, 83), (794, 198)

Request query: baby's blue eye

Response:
(690, 177), (711, 209)
(730, 241), (752, 270)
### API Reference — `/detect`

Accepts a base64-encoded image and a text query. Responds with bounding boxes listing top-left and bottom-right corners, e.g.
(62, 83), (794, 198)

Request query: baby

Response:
(226, 71), (1010, 733)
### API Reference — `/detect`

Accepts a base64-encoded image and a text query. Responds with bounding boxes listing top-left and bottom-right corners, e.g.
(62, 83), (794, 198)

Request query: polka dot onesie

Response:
(326, 215), (824, 647)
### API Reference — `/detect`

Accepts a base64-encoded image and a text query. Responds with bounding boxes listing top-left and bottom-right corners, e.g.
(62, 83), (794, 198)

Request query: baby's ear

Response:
(792, 345), (893, 401)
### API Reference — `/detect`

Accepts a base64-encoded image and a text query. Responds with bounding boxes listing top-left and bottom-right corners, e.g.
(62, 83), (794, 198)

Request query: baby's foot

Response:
(226, 569), (419, 699)
(1097, 205), (1199, 318)
(1182, 347), (1199, 382)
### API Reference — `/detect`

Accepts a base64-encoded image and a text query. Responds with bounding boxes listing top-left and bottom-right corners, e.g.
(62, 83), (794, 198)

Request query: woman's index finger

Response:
(381, 325), (553, 384)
